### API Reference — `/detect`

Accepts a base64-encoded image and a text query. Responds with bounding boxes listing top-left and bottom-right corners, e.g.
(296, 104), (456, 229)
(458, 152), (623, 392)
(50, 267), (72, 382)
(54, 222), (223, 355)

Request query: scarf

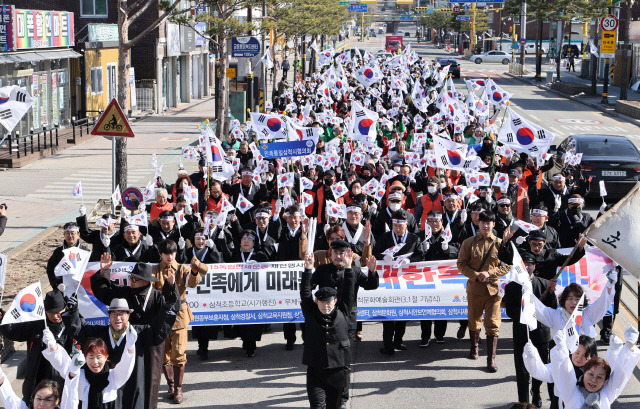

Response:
(84, 363), (110, 408)
(111, 325), (127, 344)
(579, 383), (601, 409)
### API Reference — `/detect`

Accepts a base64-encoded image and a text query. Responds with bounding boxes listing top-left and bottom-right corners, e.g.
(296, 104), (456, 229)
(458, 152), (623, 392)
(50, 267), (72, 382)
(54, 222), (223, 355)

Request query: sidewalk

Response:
(507, 63), (640, 127)
(0, 96), (216, 256)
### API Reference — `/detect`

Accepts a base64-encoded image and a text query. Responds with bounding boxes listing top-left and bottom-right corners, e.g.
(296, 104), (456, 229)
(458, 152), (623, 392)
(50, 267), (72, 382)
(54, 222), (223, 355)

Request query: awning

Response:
(0, 49), (81, 64)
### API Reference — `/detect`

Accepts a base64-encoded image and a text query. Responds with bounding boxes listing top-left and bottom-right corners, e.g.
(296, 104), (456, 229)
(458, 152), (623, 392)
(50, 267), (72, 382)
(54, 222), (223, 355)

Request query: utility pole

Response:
(471, 3), (476, 52)
(520, 0), (526, 66)
(619, 0), (631, 100)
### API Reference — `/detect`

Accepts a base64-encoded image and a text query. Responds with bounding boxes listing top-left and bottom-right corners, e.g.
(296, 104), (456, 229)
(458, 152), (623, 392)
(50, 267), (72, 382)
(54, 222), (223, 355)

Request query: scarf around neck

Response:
(84, 363), (110, 408)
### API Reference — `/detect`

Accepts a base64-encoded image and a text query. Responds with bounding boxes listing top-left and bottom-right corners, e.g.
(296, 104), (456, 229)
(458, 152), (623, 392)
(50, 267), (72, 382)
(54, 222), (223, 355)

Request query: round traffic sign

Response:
(519, 38), (526, 45)
(600, 15), (618, 32)
(453, 5), (460, 13)
(122, 187), (143, 210)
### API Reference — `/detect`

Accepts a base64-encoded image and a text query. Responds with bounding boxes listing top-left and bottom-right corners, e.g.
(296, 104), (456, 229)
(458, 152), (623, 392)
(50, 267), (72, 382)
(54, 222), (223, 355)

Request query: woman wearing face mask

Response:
(550, 326), (640, 409)
(42, 330), (136, 409)
(344, 180), (363, 204)
(415, 177), (444, 232)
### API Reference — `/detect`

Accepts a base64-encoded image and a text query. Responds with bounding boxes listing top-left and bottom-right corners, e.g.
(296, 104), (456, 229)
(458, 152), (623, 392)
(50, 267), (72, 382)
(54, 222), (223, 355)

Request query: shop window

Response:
(81, 0), (108, 17)
(90, 66), (103, 95)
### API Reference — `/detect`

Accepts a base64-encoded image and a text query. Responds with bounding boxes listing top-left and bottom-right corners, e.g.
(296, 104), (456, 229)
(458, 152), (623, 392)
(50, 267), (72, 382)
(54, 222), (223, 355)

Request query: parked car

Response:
(551, 134), (640, 198)
(377, 52), (393, 61)
(561, 44), (582, 58)
(470, 50), (511, 65)
(437, 58), (460, 78)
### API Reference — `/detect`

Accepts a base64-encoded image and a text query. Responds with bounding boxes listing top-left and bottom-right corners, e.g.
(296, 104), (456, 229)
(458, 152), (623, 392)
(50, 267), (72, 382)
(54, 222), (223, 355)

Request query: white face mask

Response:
(428, 186), (437, 194)
(440, 183), (447, 189)
(485, 196), (493, 204)
(389, 203), (401, 212)
(101, 236), (111, 248)
(393, 166), (401, 173)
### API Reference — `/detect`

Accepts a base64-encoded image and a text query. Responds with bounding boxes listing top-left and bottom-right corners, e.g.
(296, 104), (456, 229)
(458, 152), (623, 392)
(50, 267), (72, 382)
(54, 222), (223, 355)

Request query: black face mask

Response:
(397, 175), (408, 183)
(571, 206), (582, 214)
(362, 174), (372, 181)
(324, 178), (334, 186)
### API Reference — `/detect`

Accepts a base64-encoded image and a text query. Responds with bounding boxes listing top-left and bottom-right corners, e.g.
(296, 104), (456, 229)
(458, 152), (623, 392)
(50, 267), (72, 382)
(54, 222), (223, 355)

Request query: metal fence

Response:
(135, 80), (156, 113)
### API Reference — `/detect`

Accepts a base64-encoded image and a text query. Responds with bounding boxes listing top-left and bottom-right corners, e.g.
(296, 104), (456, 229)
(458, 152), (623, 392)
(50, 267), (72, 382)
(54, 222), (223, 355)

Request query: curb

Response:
(503, 73), (640, 128)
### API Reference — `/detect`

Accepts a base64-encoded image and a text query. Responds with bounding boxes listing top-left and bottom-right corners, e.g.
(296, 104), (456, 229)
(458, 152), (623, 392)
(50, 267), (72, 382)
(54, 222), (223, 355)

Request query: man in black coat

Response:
(229, 205), (278, 260)
(548, 195), (594, 248)
(0, 291), (74, 404)
(111, 223), (155, 262)
(372, 192), (419, 236)
(65, 294), (176, 409)
(342, 202), (375, 256)
(503, 252), (557, 407)
(311, 239), (378, 407)
(511, 206), (561, 250)
(419, 210), (460, 346)
(76, 210), (122, 261)
(46, 222), (90, 289)
(301, 249), (355, 409)
(229, 168), (267, 226)
(500, 229), (586, 280)
(90, 261), (180, 409)
(148, 210), (182, 247)
(373, 210), (424, 355)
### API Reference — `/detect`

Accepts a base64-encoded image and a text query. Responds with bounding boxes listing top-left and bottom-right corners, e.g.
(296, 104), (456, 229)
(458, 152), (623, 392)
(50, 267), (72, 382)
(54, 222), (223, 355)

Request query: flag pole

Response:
(539, 234), (588, 299)
(39, 279), (48, 329)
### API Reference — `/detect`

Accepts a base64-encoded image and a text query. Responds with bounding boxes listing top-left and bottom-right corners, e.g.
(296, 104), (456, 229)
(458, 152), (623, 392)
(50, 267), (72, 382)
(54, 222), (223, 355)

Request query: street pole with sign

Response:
(520, 0), (526, 66)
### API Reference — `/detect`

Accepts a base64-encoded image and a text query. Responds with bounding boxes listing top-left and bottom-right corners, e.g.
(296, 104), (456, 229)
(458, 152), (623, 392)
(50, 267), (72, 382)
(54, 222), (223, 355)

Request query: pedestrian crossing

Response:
(26, 168), (157, 204)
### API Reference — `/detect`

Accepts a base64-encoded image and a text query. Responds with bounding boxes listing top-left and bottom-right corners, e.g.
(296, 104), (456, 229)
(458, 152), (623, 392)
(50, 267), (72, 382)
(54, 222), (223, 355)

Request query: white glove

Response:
(79, 205), (86, 216)
(554, 328), (567, 350)
(138, 203), (146, 213)
(523, 341), (536, 359)
(0, 366), (5, 382)
(275, 200), (283, 214)
(370, 202), (378, 213)
(125, 325), (138, 350)
(178, 237), (186, 250)
(606, 268), (618, 288)
(383, 254), (393, 263)
(599, 202), (607, 214)
(57, 283), (66, 293)
(43, 328), (57, 350)
(206, 238), (214, 249)
(422, 240), (430, 252)
(441, 242), (449, 251)
(460, 211), (467, 223)
(400, 258), (410, 265)
(121, 207), (130, 218)
(145, 234), (154, 246)
(624, 325), (639, 346)
(185, 204), (193, 215)
(101, 235), (111, 248)
(69, 348), (86, 374)
(515, 236), (526, 245)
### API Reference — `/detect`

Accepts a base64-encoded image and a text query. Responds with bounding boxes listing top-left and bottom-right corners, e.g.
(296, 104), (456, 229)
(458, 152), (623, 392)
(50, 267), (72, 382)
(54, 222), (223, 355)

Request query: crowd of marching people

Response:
(0, 43), (639, 409)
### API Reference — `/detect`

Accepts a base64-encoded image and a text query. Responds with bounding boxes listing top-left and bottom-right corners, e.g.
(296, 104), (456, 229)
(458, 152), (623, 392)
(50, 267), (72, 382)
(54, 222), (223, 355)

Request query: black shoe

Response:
(379, 347), (395, 355)
(435, 336), (445, 344)
(246, 349), (255, 357)
(419, 339), (431, 348)
(285, 341), (295, 351)
(456, 325), (466, 339)
(198, 348), (208, 361)
(531, 391), (542, 408)
(393, 343), (407, 351)
(601, 332), (611, 345)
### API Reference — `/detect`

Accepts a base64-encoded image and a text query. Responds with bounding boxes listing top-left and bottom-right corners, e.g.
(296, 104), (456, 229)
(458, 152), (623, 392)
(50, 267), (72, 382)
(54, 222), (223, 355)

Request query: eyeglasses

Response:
(498, 204), (511, 207)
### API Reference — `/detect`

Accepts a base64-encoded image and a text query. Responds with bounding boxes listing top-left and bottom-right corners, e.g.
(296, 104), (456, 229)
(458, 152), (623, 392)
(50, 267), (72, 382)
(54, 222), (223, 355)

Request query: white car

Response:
(470, 50), (511, 65)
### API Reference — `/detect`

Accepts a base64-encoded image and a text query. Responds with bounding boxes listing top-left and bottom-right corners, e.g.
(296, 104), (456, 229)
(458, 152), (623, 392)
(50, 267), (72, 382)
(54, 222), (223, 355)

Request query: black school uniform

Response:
(76, 215), (122, 261)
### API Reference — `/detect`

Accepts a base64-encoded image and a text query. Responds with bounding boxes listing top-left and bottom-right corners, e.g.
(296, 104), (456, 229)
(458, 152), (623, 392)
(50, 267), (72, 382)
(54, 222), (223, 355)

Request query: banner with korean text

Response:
(75, 247), (614, 325)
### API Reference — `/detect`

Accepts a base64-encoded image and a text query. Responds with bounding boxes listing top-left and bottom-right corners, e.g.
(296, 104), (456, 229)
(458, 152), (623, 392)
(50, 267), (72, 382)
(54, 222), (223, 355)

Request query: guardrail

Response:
(6, 125), (60, 160)
(69, 112), (102, 144)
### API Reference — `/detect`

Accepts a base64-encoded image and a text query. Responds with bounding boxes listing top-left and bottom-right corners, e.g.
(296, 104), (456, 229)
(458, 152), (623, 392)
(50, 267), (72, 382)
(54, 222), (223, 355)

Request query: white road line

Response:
(528, 114), (540, 122)
(549, 127), (563, 136)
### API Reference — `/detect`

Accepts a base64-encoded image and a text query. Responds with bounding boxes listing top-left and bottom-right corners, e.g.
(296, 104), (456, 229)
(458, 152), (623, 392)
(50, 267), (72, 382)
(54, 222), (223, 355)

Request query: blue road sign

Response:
(456, 16), (471, 21)
(347, 4), (368, 12)
(231, 37), (261, 58)
(260, 140), (316, 159)
(399, 15), (414, 20)
(511, 42), (520, 50)
(519, 38), (526, 45)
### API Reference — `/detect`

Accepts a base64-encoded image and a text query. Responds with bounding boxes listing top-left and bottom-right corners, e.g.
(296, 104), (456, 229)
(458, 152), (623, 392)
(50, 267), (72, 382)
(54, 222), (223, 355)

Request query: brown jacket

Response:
(152, 258), (208, 330)
(457, 233), (510, 296)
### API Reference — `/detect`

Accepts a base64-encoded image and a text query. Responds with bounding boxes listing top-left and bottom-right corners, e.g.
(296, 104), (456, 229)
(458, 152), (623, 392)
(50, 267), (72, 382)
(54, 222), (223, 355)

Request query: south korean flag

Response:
(1, 282), (45, 325)
(0, 86), (34, 132)
(498, 107), (554, 155)
(250, 112), (290, 140)
(486, 79), (513, 108)
(347, 101), (378, 144)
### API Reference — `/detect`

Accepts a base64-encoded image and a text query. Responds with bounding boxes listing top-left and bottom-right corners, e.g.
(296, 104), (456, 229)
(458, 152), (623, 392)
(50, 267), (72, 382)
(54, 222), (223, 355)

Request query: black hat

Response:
(521, 252), (537, 264)
(528, 230), (547, 242)
(315, 287), (337, 301)
(198, 158), (206, 167)
(44, 290), (65, 313)
(330, 239), (350, 250)
(508, 169), (520, 177)
(130, 262), (158, 282)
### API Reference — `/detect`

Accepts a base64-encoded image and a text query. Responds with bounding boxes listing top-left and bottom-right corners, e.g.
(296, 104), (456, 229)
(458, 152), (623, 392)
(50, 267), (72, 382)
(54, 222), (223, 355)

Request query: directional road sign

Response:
(456, 15), (470, 21)
(347, 4), (368, 12)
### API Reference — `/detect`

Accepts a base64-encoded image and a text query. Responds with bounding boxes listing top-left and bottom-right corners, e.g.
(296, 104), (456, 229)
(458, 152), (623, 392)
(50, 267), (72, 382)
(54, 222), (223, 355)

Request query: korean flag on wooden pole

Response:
(111, 185), (122, 208)
(54, 247), (91, 282)
(563, 292), (585, 353)
(71, 181), (83, 205)
(347, 101), (378, 144)
(1, 282), (45, 326)
(236, 193), (255, 214)
(498, 107), (554, 155)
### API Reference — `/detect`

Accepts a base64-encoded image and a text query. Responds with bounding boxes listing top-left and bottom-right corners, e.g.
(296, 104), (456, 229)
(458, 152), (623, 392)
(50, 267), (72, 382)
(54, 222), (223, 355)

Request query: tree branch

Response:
(122, 0), (182, 49)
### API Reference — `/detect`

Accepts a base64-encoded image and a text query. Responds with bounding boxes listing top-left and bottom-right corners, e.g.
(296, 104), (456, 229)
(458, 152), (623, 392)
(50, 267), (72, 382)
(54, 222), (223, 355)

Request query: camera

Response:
(0, 203), (6, 210)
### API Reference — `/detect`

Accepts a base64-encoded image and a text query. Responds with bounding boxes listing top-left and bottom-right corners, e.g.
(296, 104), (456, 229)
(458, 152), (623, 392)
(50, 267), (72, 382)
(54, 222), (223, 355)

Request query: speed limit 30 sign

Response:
(600, 15), (618, 32)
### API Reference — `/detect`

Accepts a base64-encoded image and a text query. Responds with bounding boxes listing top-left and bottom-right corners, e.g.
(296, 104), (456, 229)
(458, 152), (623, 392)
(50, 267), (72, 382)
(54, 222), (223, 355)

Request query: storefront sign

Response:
(88, 24), (118, 43)
(51, 73), (59, 126)
(13, 9), (74, 49)
(180, 25), (196, 53)
(0, 5), (13, 51)
(166, 23), (180, 57)
(31, 75), (39, 129)
(231, 36), (261, 58)
(40, 73), (48, 126)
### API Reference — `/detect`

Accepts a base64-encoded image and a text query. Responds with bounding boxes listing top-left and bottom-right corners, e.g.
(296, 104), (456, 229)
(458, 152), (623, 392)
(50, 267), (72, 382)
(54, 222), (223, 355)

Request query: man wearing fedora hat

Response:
(65, 288), (177, 409)
(152, 239), (208, 404)
(0, 290), (75, 404)
(90, 259), (180, 409)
